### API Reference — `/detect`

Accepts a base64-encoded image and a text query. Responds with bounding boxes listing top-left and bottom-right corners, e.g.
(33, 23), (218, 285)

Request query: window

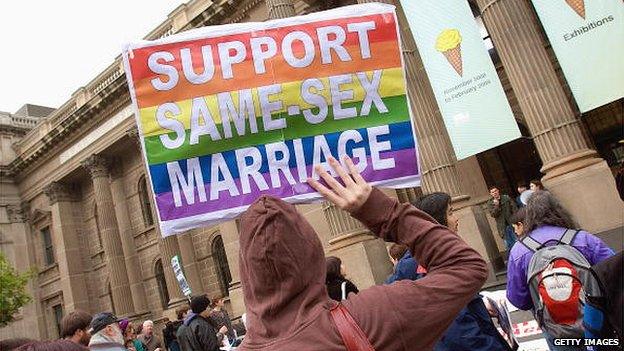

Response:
(52, 304), (63, 338)
(155, 259), (169, 309)
(41, 227), (55, 265)
(139, 176), (154, 227)
(212, 235), (232, 296)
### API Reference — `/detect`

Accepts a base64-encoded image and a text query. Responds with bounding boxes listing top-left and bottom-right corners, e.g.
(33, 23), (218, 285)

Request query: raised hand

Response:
(307, 156), (372, 213)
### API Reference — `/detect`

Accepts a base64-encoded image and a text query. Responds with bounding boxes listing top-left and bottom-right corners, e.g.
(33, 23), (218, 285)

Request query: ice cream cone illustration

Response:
(436, 29), (463, 76)
(565, 0), (586, 19)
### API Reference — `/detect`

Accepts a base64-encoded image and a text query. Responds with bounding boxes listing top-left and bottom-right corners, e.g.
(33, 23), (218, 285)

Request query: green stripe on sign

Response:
(144, 94), (409, 165)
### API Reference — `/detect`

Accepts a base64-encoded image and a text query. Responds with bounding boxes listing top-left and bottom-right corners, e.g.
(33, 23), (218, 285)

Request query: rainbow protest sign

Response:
(122, 3), (420, 236)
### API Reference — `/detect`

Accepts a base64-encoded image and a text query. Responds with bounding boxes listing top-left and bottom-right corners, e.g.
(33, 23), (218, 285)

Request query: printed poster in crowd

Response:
(122, 3), (420, 236)
(399, 0), (520, 160)
(171, 255), (192, 298)
(531, 0), (624, 112)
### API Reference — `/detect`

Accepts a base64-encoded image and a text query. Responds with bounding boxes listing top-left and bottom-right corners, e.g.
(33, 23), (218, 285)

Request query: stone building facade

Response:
(1, 0), (622, 341)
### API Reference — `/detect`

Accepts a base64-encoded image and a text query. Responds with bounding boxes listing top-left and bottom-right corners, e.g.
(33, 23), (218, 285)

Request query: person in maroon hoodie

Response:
(237, 156), (488, 350)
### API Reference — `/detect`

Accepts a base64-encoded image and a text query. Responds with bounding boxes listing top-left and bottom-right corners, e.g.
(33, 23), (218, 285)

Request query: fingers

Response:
(329, 156), (355, 187)
(317, 164), (348, 196)
(344, 157), (366, 184)
(307, 177), (345, 207)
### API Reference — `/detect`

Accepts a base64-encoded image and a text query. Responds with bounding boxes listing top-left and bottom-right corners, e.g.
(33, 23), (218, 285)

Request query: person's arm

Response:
(506, 254), (533, 310)
(584, 232), (614, 265)
(309, 157), (488, 349)
(509, 195), (518, 214)
(487, 199), (501, 217)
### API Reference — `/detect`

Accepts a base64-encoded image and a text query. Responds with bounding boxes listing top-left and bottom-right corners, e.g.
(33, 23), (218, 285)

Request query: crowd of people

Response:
(1, 158), (622, 351)
(1, 295), (243, 351)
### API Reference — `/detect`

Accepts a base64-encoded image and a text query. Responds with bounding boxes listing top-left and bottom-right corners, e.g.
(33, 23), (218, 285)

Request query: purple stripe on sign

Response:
(155, 148), (418, 221)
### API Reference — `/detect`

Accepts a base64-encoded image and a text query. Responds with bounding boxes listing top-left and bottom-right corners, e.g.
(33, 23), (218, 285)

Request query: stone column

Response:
(476, 0), (624, 234)
(82, 155), (134, 316)
(265, 0), (296, 19)
(6, 204), (45, 339)
(220, 221), (244, 317)
(177, 232), (206, 295)
(109, 165), (148, 315)
(43, 182), (90, 312)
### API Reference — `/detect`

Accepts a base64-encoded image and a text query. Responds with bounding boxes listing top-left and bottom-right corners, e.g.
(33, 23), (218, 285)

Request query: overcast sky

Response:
(0, 0), (182, 113)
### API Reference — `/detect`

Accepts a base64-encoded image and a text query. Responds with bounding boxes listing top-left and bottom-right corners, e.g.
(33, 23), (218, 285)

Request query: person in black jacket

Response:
(178, 295), (225, 351)
(325, 256), (358, 301)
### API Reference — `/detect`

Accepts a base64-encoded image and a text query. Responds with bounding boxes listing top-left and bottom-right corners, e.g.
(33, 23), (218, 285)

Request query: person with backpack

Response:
(325, 256), (359, 302)
(236, 156), (488, 350)
(506, 191), (614, 350)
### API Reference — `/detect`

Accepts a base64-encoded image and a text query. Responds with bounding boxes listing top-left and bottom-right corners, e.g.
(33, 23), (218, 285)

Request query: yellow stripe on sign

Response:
(138, 67), (406, 137)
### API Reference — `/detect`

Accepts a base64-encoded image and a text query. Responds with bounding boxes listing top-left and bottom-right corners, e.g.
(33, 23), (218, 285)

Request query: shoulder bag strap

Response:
(520, 235), (542, 252)
(559, 229), (579, 245)
(341, 281), (347, 300)
(330, 304), (375, 351)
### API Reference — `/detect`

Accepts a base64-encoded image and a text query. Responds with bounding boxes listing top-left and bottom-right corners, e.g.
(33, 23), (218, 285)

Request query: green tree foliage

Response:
(0, 252), (32, 327)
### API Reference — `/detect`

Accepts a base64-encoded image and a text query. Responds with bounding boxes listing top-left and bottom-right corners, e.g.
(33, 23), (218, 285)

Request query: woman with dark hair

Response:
(509, 207), (526, 239)
(529, 179), (544, 191)
(413, 193), (513, 351)
(506, 191), (613, 350)
(411, 192), (457, 231)
(325, 256), (358, 301)
(15, 340), (89, 351)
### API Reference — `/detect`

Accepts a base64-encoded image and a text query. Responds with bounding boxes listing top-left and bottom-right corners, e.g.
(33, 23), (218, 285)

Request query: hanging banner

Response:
(531, 0), (624, 113)
(399, 0), (520, 160)
(171, 255), (192, 298)
(122, 3), (420, 236)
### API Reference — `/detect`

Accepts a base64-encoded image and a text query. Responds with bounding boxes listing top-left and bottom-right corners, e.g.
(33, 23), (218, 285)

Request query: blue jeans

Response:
(505, 225), (517, 251)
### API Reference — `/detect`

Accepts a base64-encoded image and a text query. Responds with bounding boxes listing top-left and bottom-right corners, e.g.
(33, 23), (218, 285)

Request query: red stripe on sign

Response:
(127, 13), (397, 82)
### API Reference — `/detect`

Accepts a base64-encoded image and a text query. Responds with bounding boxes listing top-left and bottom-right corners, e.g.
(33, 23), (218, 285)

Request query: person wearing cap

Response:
(87, 312), (126, 351)
(178, 295), (224, 351)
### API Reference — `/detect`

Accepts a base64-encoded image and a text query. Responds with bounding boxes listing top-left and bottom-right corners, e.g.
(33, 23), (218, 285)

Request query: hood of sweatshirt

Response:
(239, 196), (329, 344)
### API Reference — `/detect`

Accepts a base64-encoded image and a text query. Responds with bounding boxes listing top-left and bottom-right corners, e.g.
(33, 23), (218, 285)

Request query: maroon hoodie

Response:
(238, 188), (488, 350)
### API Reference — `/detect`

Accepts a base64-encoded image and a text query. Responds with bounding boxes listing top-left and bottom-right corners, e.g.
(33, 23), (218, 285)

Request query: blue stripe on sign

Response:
(149, 121), (415, 194)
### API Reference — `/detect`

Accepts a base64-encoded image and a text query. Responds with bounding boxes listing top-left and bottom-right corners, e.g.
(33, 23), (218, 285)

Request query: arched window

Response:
(155, 259), (169, 309)
(212, 235), (232, 296)
(139, 176), (154, 227)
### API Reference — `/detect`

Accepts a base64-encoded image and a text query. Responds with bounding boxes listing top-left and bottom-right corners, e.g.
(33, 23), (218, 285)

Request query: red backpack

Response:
(522, 229), (603, 338)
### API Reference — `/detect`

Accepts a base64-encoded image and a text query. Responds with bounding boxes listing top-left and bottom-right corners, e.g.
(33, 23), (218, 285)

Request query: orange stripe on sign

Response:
(133, 40), (402, 109)
(128, 13), (398, 82)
